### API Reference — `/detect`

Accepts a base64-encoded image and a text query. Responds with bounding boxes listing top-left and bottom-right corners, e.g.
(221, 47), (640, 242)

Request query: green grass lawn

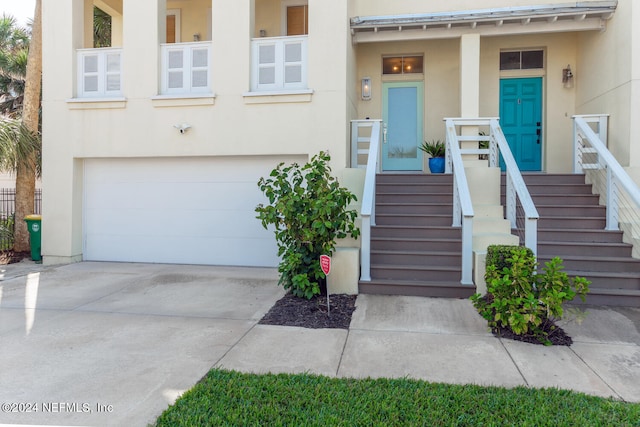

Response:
(155, 369), (640, 426)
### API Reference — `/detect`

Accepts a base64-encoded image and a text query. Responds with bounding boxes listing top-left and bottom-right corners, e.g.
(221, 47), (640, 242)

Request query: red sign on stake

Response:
(320, 255), (331, 275)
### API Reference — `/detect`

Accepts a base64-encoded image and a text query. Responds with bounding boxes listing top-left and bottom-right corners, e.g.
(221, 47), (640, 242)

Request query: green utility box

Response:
(24, 214), (42, 262)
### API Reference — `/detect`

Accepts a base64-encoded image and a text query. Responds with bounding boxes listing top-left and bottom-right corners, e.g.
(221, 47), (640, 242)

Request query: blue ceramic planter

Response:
(428, 157), (445, 173)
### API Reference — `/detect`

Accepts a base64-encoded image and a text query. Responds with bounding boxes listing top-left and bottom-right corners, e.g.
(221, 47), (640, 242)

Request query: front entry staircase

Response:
(359, 172), (640, 307)
(517, 173), (640, 307)
(359, 173), (472, 298)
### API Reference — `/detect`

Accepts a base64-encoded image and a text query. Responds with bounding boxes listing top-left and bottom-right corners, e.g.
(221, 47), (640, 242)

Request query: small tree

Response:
(256, 152), (360, 299)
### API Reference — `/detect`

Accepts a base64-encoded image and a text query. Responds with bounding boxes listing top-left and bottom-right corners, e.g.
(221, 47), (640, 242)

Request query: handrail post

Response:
(461, 215), (474, 285)
(505, 171), (516, 228)
(573, 119), (581, 173)
(360, 215), (371, 281)
(350, 121), (358, 168)
(605, 166), (618, 230)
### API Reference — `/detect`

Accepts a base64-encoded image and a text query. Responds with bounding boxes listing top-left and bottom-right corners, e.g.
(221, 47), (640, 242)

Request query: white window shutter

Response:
(167, 49), (186, 90)
(82, 54), (100, 94)
(190, 47), (209, 90)
(258, 44), (277, 87)
(283, 41), (303, 85)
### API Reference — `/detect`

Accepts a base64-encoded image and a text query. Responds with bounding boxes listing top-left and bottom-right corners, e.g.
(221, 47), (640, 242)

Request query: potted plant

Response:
(420, 139), (446, 173)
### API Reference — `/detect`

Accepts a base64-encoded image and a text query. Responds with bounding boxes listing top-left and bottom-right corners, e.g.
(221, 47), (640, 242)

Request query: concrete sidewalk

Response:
(0, 261), (638, 426)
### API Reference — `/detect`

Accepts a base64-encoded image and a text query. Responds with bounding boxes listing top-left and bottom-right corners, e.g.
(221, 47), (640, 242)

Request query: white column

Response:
(122, 0), (165, 99)
(460, 33), (480, 118)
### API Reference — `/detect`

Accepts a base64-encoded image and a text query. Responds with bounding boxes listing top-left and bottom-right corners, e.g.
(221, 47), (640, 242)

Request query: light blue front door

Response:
(382, 82), (424, 171)
(500, 77), (542, 171)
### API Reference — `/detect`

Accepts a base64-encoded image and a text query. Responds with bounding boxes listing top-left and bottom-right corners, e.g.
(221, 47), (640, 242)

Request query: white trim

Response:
(167, 9), (181, 43)
(351, 2), (616, 43)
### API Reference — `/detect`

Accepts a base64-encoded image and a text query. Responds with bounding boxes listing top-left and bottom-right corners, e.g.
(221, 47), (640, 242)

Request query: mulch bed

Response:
(259, 292), (357, 329)
(476, 294), (573, 346)
(490, 320), (573, 346)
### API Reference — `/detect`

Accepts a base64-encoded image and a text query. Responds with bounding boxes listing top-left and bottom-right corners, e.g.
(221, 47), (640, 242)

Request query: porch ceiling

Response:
(350, 1), (617, 43)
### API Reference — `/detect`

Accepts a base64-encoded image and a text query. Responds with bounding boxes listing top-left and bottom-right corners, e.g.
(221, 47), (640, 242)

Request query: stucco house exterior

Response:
(41, 1), (640, 302)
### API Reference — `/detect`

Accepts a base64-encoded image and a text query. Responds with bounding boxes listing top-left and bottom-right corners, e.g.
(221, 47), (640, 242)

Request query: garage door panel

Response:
(84, 156), (304, 266)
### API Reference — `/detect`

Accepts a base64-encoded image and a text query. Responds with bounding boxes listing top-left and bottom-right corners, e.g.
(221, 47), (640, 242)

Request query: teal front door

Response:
(500, 77), (542, 171)
(382, 82), (424, 171)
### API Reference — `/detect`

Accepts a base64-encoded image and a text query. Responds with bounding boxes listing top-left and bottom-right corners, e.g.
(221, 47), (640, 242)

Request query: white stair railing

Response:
(574, 115), (640, 239)
(356, 120), (382, 282)
(489, 119), (539, 255)
(445, 118), (539, 275)
(444, 119), (475, 285)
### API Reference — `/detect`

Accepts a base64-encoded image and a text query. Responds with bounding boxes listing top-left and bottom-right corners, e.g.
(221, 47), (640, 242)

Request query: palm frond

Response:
(0, 117), (41, 177)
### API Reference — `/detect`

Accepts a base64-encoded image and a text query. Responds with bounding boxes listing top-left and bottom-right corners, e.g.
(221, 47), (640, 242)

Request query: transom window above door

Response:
(500, 50), (544, 70)
(383, 56), (423, 75)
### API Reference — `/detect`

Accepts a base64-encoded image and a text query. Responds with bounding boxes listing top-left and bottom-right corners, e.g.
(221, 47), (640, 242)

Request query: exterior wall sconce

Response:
(361, 77), (372, 100)
(562, 65), (574, 89)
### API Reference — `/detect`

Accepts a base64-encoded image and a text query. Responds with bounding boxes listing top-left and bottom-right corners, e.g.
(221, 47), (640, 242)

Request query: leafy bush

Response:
(471, 245), (590, 345)
(256, 152), (360, 299)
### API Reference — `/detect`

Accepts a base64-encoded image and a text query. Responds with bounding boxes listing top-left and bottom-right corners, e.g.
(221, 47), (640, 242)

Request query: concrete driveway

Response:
(1, 260), (639, 426)
(0, 261), (284, 426)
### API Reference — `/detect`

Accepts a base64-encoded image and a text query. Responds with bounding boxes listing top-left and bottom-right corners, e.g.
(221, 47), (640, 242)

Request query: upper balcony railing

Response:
(77, 47), (123, 98)
(160, 41), (212, 95)
(250, 36), (308, 92)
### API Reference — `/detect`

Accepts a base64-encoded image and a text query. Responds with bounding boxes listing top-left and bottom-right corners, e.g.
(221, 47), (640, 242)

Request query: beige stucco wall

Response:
(354, 31), (579, 172)
(576, 1), (638, 167)
(481, 32), (578, 173)
(42, 0), (352, 263)
(167, 0), (212, 42)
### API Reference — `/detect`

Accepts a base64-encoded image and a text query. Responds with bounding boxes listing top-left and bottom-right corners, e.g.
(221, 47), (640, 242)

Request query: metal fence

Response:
(0, 188), (42, 250)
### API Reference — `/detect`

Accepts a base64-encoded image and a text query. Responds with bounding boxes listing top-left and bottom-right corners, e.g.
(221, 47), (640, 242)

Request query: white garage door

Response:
(83, 156), (304, 266)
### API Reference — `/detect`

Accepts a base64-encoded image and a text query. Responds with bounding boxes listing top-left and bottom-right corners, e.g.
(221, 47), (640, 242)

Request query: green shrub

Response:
(471, 245), (590, 345)
(256, 152), (360, 299)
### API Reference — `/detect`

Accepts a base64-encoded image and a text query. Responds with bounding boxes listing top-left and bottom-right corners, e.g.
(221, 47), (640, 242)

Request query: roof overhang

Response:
(350, 1), (617, 44)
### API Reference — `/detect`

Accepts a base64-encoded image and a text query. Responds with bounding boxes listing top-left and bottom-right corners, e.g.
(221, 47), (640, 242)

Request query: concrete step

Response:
(472, 232), (520, 252)
(473, 217), (511, 234)
(359, 279), (475, 299)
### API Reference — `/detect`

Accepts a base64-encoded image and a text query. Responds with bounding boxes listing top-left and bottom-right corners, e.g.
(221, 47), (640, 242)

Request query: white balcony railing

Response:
(161, 42), (212, 95)
(251, 36), (308, 92)
(77, 48), (123, 98)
